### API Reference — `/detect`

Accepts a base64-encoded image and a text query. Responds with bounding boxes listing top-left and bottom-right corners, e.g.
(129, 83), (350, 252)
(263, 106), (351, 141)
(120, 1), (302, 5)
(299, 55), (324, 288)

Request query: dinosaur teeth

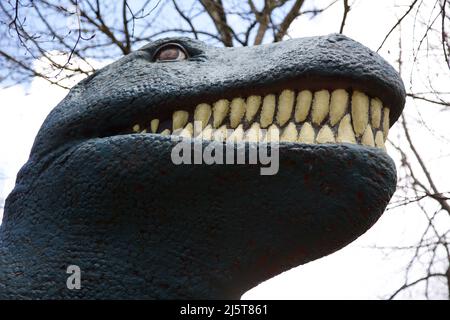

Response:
(213, 99), (230, 128)
(316, 125), (335, 144)
(173, 110), (189, 131)
(383, 107), (390, 140)
(260, 94), (276, 128)
(311, 90), (330, 125)
(370, 98), (382, 129)
(246, 95), (261, 122)
(375, 130), (386, 150)
(276, 90), (295, 127)
(329, 89), (348, 126)
(245, 123), (262, 142)
(160, 129), (171, 136)
(337, 114), (356, 144)
(280, 122), (297, 142)
(213, 125), (228, 142)
(351, 91), (369, 137)
(298, 122), (315, 144)
(228, 124), (244, 142)
(130, 88), (390, 151)
(361, 125), (375, 147)
(265, 124), (280, 142)
(150, 119), (159, 133)
(194, 103), (212, 131)
(295, 90), (312, 123)
(180, 123), (193, 138)
(229, 98), (246, 129)
(200, 124), (213, 140)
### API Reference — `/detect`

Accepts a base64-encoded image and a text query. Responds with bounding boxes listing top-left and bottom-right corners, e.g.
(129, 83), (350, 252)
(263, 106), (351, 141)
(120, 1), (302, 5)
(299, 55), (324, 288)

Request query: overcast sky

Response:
(0, 0), (449, 299)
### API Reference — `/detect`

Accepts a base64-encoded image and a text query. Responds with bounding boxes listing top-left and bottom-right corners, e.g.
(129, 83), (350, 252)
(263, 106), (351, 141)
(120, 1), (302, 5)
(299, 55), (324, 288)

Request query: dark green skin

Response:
(0, 34), (405, 299)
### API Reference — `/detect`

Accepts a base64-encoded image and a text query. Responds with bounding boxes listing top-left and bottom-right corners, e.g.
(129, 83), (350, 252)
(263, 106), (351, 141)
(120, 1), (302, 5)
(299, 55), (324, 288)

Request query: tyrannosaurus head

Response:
(0, 34), (405, 299)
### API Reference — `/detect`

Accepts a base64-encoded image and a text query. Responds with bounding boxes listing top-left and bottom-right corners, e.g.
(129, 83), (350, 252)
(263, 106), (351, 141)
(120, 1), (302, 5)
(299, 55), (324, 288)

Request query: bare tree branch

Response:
(172, 0), (199, 39)
(407, 93), (450, 107)
(388, 273), (447, 299)
(441, 0), (449, 67)
(199, 0), (233, 46)
(401, 115), (450, 215)
(274, 0), (305, 42)
(339, 0), (350, 34)
(377, 0), (420, 52)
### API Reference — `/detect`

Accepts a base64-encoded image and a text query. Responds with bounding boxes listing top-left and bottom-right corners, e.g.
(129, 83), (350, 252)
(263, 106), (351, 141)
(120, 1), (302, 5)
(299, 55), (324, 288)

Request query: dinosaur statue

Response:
(0, 34), (405, 299)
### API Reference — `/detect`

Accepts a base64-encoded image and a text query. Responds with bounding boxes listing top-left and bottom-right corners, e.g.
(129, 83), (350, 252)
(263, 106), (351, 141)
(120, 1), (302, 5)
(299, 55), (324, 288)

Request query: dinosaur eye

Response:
(153, 43), (188, 62)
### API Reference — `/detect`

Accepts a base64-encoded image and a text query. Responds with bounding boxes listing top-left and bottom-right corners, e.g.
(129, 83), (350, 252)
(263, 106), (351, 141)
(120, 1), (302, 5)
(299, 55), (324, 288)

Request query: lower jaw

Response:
(3, 138), (397, 299)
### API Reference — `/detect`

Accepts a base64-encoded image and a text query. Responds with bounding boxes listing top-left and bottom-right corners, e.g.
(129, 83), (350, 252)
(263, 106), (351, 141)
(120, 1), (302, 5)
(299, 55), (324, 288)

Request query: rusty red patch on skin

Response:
(303, 173), (311, 184)
(356, 191), (364, 201)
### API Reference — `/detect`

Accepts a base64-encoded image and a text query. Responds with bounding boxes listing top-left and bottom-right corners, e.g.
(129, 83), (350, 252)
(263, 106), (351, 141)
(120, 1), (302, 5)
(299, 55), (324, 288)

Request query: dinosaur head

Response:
(0, 34), (405, 299)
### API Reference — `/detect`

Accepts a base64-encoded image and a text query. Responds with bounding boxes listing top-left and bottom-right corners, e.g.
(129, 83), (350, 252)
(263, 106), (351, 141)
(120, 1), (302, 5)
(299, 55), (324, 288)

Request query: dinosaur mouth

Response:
(126, 88), (390, 149)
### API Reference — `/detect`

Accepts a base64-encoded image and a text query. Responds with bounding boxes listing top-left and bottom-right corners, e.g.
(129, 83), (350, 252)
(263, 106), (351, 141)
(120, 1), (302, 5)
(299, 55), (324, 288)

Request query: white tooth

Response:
(276, 89), (295, 126)
(229, 98), (246, 128)
(132, 124), (140, 132)
(228, 124), (244, 142)
(361, 125), (375, 147)
(316, 125), (335, 143)
(265, 124), (280, 142)
(280, 122), (298, 142)
(298, 122), (315, 144)
(375, 131), (386, 150)
(213, 99), (230, 128)
(180, 123), (193, 138)
(329, 89), (348, 126)
(311, 90), (330, 125)
(194, 103), (212, 130)
(337, 114), (356, 143)
(370, 98), (382, 129)
(245, 123), (262, 142)
(150, 119), (159, 133)
(351, 91), (369, 137)
(173, 110), (189, 131)
(295, 90), (313, 123)
(213, 125), (228, 142)
(172, 128), (183, 136)
(160, 129), (171, 136)
(246, 95), (261, 122)
(141, 129), (147, 133)
(260, 94), (276, 128)
(201, 124), (213, 140)
(383, 107), (390, 139)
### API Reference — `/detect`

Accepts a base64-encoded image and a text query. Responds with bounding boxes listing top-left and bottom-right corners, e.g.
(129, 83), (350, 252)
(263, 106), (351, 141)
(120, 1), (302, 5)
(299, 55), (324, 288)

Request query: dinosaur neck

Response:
(0, 207), (249, 299)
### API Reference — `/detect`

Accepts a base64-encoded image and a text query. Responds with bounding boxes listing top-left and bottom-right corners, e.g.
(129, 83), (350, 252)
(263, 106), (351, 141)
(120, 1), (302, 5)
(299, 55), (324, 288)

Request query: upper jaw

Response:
(29, 34), (405, 160)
